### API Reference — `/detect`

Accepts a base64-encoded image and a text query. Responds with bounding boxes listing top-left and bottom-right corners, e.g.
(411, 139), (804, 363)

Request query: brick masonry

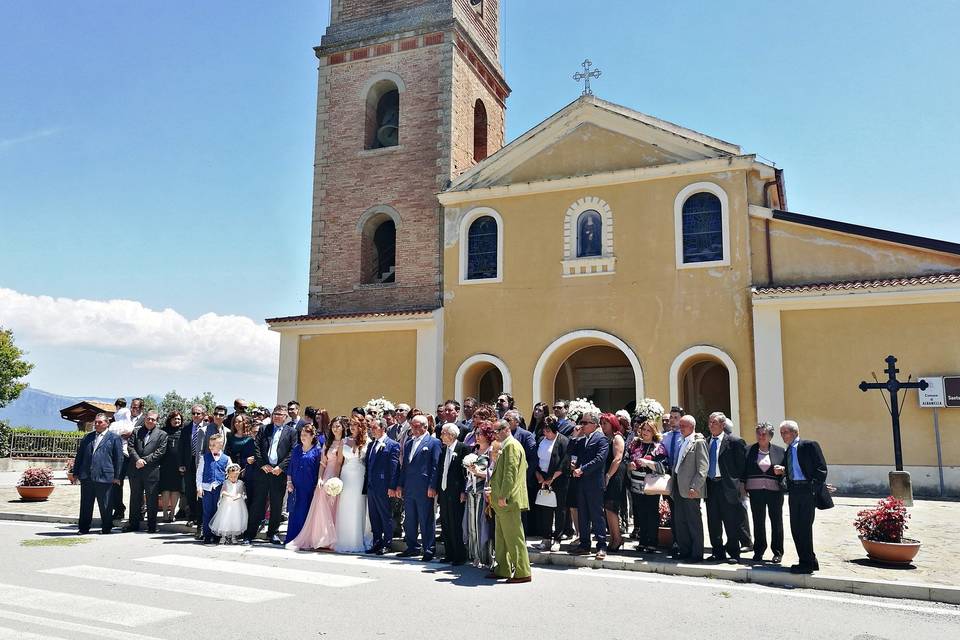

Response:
(308, 0), (509, 315)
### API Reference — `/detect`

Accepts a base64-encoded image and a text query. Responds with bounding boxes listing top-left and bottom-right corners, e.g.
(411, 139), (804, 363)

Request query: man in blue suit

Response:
(364, 417), (401, 555)
(572, 410), (610, 560)
(396, 414), (441, 561)
(69, 413), (124, 534)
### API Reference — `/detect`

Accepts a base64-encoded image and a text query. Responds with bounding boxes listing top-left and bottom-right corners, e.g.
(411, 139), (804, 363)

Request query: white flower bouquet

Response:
(634, 398), (665, 423)
(323, 477), (344, 497)
(462, 453), (479, 467)
(364, 397), (395, 419)
(567, 397), (600, 423)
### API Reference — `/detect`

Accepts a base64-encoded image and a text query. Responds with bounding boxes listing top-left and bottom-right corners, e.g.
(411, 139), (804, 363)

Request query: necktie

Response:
(670, 433), (679, 462)
(191, 426), (202, 457)
(708, 437), (719, 477)
(786, 445), (794, 481)
(442, 448), (452, 492)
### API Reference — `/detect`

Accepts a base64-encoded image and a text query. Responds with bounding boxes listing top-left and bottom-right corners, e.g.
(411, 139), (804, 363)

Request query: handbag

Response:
(815, 482), (834, 510)
(535, 488), (558, 508)
(643, 473), (673, 496)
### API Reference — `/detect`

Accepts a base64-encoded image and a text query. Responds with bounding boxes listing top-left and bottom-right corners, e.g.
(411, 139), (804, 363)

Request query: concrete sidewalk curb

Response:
(4, 511), (957, 605)
(526, 550), (960, 605)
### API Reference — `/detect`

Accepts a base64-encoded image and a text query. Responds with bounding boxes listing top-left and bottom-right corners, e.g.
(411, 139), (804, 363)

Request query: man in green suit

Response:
(487, 419), (532, 583)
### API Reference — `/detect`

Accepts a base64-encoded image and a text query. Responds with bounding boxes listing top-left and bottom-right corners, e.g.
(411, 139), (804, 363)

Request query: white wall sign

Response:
(918, 376), (945, 408)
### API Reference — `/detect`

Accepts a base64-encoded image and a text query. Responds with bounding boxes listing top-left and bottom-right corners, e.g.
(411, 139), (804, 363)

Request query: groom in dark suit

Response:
(364, 418), (401, 555)
(396, 415), (441, 561)
(69, 413), (124, 534)
(124, 410), (168, 533)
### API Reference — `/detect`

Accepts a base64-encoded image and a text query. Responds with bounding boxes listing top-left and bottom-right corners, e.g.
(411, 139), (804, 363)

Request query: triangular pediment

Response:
(447, 95), (741, 193)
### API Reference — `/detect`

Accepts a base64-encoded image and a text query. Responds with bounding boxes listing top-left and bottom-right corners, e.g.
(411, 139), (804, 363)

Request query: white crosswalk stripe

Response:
(0, 583), (186, 626)
(0, 610), (165, 640)
(40, 565), (292, 603)
(136, 554), (374, 587)
(219, 545), (425, 572)
(0, 624), (69, 640)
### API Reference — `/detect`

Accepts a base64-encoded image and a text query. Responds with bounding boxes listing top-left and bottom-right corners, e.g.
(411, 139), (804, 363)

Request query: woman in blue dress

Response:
(285, 423), (322, 543)
(226, 416), (258, 507)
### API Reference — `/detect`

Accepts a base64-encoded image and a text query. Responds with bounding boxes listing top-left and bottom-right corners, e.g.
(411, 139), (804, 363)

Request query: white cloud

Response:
(0, 288), (279, 376)
(0, 127), (60, 150)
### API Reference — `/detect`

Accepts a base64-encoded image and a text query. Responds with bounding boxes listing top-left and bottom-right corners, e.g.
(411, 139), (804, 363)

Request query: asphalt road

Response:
(1, 520), (958, 640)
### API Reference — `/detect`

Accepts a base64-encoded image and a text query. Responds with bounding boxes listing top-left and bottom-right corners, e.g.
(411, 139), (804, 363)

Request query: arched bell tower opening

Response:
(365, 80), (400, 150)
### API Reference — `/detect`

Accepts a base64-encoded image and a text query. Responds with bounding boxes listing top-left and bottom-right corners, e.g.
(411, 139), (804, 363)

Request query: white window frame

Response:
(458, 206), (503, 285)
(562, 196), (615, 277)
(674, 181), (730, 269)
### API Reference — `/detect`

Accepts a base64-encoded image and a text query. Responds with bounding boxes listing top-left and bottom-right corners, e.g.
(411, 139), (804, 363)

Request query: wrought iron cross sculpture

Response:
(573, 59), (601, 96)
(859, 355), (928, 471)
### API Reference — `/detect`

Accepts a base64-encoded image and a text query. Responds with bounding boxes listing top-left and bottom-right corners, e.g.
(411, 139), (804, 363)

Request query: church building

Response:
(267, 0), (960, 495)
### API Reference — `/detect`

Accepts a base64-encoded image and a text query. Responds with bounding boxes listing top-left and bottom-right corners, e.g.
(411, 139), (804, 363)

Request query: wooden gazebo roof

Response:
(60, 401), (116, 425)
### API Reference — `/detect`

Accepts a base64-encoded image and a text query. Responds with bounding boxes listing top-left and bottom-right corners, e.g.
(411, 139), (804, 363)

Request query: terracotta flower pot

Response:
(859, 536), (921, 565)
(657, 526), (673, 548)
(16, 485), (55, 501)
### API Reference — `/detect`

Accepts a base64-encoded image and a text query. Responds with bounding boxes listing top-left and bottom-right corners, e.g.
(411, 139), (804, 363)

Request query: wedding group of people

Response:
(68, 392), (830, 582)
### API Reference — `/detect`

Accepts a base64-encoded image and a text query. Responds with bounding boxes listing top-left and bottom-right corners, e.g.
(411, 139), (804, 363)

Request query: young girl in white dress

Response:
(211, 464), (248, 544)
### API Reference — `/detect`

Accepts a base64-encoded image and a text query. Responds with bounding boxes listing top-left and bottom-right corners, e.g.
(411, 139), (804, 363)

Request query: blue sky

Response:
(1, 1), (958, 404)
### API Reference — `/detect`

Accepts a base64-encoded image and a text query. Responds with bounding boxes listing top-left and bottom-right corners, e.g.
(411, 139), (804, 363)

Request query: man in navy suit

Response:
(364, 417), (400, 555)
(704, 411), (747, 563)
(69, 413), (124, 534)
(245, 405), (297, 544)
(776, 420), (828, 574)
(396, 415), (441, 561)
(571, 410), (610, 560)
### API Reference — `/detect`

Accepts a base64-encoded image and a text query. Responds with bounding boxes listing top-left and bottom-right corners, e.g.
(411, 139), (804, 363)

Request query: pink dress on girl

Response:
(286, 441), (342, 550)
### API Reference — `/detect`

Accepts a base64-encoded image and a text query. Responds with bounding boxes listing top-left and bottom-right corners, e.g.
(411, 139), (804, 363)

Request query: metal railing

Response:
(9, 433), (82, 459)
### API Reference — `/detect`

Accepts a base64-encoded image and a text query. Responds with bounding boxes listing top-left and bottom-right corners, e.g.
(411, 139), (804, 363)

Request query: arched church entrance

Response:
(533, 330), (643, 412)
(455, 354), (511, 405)
(669, 346), (740, 434)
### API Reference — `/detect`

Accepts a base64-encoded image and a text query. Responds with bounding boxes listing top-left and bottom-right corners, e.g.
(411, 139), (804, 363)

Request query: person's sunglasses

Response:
(214, 413), (226, 418)
(578, 420), (594, 425)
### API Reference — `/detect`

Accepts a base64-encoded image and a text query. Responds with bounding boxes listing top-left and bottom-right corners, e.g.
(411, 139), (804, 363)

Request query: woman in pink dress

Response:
(286, 416), (346, 551)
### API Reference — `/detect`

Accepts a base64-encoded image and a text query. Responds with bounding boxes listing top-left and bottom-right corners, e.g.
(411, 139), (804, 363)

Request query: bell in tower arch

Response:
(374, 89), (399, 148)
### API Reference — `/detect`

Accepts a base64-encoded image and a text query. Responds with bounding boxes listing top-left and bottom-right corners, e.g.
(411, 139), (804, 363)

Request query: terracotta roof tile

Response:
(753, 272), (960, 296)
(266, 308), (438, 324)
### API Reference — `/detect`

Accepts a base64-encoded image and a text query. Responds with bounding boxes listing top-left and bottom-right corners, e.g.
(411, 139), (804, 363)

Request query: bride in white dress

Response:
(334, 416), (373, 553)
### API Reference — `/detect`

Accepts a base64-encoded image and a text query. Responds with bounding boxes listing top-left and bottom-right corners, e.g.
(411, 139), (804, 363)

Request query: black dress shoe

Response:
(422, 553), (435, 562)
(269, 534), (283, 545)
(771, 554), (782, 564)
(706, 554), (724, 562)
(684, 557), (703, 564)
(753, 552), (764, 561)
(725, 557), (739, 564)
(397, 549), (418, 558)
(121, 526), (138, 533)
(789, 564), (815, 574)
(147, 527), (157, 534)
(439, 557), (452, 563)
(668, 553), (687, 561)
(375, 548), (386, 556)
(451, 560), (465, 566)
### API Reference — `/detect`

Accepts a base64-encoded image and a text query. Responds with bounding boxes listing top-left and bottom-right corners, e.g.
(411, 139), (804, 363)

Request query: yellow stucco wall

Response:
(762, 219), (960, 286)
(442, 169), (757, 424)
(296, 330), (417, 417)
(781, 303), (960, 466)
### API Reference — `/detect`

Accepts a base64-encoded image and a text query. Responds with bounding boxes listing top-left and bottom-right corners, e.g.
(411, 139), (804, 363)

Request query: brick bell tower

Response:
(308, 0), (509, 315)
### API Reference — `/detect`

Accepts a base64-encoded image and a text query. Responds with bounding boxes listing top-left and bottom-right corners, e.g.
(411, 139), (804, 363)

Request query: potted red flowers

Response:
(16, 467), (55, 501)
(657, 498), (673, 547)
(854, 496), (920, 565)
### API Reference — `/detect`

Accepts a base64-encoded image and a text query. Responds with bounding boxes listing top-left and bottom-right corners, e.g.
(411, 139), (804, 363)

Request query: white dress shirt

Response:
(408, 433), (425, 463)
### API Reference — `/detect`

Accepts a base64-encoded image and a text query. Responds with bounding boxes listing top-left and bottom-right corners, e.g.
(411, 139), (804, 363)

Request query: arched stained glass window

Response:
(576, 210), (602, 258)
(681, 192), (723, 263)
(467, 215), (498, 280)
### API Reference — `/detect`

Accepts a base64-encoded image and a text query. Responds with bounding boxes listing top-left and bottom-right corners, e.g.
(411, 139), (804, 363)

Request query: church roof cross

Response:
(573, 59), (601, 97)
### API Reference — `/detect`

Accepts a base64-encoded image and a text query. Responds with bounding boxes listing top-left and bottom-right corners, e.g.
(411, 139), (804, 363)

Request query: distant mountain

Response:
(0, 388), (116, 431)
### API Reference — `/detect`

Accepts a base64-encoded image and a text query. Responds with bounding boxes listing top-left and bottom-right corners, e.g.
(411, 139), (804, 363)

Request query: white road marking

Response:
(0, 584), (186, 626)
(0, 625), (69, 640)
(0, 610), (165, 640)
(0, 521), (63, 528)
(135, 554), (373, 587)
(218, 545), (425, 572)
(542, 567), (960, 617)
(40, 565), (291, 603)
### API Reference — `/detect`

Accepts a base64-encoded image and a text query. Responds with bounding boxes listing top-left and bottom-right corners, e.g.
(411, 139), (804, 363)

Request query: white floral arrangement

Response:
(567, 397), (601, 423)
(634, 398), (665, 423)
(323, 477), (344, 497)
(462, 453), (479, 467)
(364, 397), (395, 419)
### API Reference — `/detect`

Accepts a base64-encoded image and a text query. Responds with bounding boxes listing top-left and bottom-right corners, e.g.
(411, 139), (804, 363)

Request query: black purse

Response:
(815, 482), (834, 510)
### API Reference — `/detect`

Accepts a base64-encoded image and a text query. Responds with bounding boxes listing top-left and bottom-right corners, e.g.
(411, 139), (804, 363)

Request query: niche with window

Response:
(576, 210), (603, 258)
(359, 207), (399, 285)
(365, 79), (400, 150)
(681, 192), (723, 264)
(562, 196), (615, 277)
(473, 99), (488, 162)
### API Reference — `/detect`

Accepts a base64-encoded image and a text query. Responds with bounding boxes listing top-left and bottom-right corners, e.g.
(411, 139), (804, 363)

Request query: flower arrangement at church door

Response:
(364, 397), (395, 419)
(566, 398), (600, 424)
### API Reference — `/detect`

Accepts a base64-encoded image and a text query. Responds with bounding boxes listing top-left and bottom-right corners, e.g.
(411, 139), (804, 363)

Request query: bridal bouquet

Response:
(462, 453), (489, 472)
(364, 397), (395, 419)
(567, 397), (600, 423)
(634, 398), (665, 423)
(323, 477), (344, 497)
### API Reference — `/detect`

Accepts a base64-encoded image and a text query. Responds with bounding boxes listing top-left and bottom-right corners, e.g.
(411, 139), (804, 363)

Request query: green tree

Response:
(159, 390), (188, 419)
(187, 391), (217, 415)
(0, 327), (34, 408)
